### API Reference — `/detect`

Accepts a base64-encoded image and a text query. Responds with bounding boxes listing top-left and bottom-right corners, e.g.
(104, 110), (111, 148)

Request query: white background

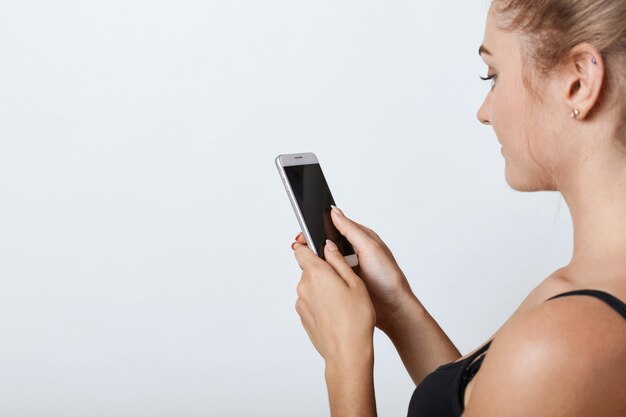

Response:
(0, 1), (573, 416)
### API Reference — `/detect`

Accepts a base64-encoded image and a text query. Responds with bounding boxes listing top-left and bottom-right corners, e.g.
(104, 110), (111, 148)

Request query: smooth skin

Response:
(290, 5), (626, 417)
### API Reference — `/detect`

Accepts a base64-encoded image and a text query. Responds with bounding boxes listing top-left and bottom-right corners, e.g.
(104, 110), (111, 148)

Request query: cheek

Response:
(521, 85), (561, 166)
(490, 88), (525, 148)
(491, 85), (559, 190)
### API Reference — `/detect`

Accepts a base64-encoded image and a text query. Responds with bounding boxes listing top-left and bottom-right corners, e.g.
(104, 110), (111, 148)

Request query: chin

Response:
(504, 166), (558, 192)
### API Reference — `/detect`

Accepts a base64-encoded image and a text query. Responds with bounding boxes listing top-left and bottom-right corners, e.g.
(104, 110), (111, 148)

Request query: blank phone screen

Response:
(283, 163), (356, 260)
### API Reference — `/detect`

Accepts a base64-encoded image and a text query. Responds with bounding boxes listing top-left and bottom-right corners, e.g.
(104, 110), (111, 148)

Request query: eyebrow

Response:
(478, 45), (492, 56)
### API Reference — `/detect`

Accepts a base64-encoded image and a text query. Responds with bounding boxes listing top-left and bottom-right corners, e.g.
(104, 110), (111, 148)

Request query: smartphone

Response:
(276, 152), (358, 266)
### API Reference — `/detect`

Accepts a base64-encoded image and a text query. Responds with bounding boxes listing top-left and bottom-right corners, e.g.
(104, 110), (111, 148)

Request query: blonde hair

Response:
(492, 0), (626, 146)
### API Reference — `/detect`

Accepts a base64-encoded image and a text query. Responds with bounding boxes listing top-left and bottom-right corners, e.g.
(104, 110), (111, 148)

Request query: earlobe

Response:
(564, 43), (604, 120)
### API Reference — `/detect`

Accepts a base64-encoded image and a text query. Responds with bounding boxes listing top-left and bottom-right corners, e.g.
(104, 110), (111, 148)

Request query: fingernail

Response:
(331, 205), (344, 217)
(325, 239), (338, 251)
(295, 232), (302, 240)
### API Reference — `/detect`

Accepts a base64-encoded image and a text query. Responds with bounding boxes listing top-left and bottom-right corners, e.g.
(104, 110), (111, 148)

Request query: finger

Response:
(291, 241), (304, 250)
(323, 239), (359, 288)
(330, 206), (376, 252)
(360, 225), (393, 257)
(360, 225), (384, 243)
(293, 242), (321, 271)
(295, 232), (307, 245)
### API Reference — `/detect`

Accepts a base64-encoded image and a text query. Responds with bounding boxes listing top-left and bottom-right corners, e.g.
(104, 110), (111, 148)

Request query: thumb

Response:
(330, 206), (369, 252)
(324, 239), (360, 287)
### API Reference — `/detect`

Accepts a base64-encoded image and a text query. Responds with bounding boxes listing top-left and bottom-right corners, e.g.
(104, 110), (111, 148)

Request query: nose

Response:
(476, 92), (491, 125)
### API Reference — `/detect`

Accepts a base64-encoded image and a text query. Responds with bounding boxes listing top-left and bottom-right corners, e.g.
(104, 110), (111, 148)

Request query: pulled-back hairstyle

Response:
(491, 0), (626, 146)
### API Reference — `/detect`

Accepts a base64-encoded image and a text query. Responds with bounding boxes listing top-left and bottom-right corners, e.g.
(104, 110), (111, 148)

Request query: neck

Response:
(558, 141), (626, 287)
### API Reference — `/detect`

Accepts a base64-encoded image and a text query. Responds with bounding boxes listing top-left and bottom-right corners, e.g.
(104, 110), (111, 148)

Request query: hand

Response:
(294, 206), (416, 333)
(292, 239), (376, 363)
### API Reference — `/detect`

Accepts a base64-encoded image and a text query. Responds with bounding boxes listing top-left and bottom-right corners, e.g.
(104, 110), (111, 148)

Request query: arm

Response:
(324, 346), (377, 417)
(321, 293), (460, 415)
(292, 240), (379, 417)
(380, 293), (461, 386)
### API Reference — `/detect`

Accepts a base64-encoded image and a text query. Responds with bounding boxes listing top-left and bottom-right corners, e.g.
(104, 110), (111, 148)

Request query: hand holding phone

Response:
(276, 152), (358, 267)
(292, 192), (418, 334)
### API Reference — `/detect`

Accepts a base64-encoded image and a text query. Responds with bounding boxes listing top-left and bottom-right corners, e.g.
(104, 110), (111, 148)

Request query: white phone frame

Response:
(275, 152), (358, 267)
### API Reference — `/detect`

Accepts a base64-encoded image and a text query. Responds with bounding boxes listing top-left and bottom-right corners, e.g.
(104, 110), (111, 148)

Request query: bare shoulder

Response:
(463, 294), (626, 417)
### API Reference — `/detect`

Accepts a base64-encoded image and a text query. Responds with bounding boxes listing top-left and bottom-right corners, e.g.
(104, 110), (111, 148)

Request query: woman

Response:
(290, 1), (626, 416)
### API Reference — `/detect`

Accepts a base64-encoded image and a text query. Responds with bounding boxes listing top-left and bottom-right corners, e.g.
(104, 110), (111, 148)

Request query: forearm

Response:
(324, 346), (377, 417)
(380, 294), (461, 386)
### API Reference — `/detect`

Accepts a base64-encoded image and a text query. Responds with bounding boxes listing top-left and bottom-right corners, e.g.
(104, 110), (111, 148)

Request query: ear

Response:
(562, 43), (604, 120)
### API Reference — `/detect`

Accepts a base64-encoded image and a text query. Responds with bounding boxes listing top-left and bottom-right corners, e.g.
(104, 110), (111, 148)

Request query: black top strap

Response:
(472, 340), (492, 357)
(461, 340), (493, 383)
(545, 289), (626, 320)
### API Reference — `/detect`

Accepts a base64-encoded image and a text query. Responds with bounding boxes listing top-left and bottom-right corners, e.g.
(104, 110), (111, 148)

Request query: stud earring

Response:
(570, 108), (581, 118)
(591, 57), (597, 65)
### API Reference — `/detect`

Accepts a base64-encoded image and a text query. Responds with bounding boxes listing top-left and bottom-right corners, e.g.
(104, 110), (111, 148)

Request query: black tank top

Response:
(406, 289), (626, 417)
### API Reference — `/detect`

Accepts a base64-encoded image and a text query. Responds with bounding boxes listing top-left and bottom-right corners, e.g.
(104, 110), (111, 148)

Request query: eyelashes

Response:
(480, 74), (497, 88)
